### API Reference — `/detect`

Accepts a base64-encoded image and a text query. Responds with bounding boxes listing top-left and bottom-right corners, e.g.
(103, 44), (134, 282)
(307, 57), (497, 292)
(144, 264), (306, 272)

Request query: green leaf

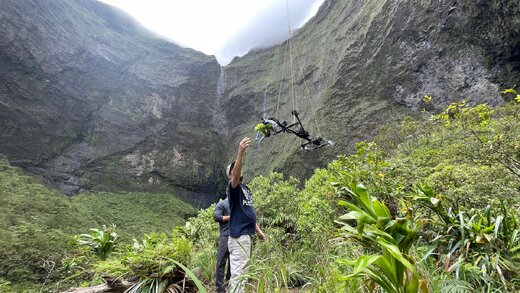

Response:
(494, 215), (504, 238)
(339, 211), (377, 225)
(374, 256), (399, 286)
(355, 183), (374, 209)
(364, 267), (396, 293)
(168, 259), (207, 293)
(162, 265), (174, 275)
(335, 258), (356, 267)
(339, 201), (363, 213)
(458, 212), (466, 245)
(337, 200), (349, 208)
(482, 223), (495, 234)
(373, 200), (391, 218)
(352, 255), (381, 274)
(377, 237), (418, 276)
(420, 245), (438, 262)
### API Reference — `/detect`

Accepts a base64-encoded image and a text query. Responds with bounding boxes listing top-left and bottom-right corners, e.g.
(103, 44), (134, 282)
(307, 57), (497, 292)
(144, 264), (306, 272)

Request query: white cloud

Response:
(98, 0), (324, 65)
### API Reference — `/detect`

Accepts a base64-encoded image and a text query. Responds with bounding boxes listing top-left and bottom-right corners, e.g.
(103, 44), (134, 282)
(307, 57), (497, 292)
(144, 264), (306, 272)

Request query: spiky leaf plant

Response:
(333, 171), (424, 293)
(77, 224), (118, 260)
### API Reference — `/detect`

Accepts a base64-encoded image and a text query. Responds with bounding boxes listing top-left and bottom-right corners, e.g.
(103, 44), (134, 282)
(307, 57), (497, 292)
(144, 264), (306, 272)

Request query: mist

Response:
(217, 0), (324, 65)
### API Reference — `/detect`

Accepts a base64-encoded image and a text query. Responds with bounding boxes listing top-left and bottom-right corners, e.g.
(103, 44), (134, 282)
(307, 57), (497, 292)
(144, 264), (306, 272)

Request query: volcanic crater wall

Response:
(0, 0), (223, 206)
(0, 0), (518, 205)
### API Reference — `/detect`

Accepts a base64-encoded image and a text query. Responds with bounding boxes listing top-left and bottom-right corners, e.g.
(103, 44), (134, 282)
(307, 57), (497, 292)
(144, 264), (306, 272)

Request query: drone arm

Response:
(291, 110), (307, 134)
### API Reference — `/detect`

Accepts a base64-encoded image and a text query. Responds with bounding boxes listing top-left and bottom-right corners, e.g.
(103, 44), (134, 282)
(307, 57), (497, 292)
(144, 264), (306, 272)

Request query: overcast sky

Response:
(98, 0), (325, 65)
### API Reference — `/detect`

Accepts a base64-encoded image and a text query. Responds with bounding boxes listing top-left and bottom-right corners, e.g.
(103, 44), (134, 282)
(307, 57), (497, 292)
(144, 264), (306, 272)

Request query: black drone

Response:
(256, 111), (333, 150)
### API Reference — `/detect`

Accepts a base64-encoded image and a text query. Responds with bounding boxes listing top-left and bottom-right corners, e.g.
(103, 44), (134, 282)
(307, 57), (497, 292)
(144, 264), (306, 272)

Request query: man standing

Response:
(214, 197), (231, 293)
(226, 137), (265, 293)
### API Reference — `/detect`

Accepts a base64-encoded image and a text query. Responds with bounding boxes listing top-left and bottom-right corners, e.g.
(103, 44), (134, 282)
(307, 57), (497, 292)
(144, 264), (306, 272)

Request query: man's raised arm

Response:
(231, 137), (250, 189)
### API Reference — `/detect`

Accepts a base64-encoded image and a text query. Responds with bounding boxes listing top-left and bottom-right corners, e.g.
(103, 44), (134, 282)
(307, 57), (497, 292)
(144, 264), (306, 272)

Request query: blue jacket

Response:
(214, 198), (230, 236)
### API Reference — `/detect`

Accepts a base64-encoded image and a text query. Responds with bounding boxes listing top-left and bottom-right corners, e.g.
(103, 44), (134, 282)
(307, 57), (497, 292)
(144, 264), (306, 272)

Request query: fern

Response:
(439, 279), (474, 293)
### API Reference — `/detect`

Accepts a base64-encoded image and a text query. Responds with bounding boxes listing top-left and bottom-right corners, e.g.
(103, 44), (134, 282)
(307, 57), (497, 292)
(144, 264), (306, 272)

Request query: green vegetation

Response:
(178, 99), (518, 292)
(335, 177), (421, 293)
(255, 122), (274, 137)
(62, 230), (203, 292)
(0, 159), (92, 292)
(77, 225), (119, 260)
(2, 99), (519, 292)
(0, 159), (195, 292)
(72, 192), (196, 241)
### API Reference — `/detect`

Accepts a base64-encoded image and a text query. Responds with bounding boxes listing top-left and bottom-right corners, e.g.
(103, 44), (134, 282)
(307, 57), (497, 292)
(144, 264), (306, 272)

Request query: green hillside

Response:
(2, 99), (519, 292)
(0, 159), (90, 288)
(51, 98), (520, 293)
(0, 160), (196, 292)
(71, 192), (197, 242)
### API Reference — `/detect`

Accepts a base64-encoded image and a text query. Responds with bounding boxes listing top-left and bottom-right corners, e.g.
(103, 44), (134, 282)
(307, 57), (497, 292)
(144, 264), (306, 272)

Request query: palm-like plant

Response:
(413, 184), (520, 290)
(124, 259), (206, 293)
(333, 171), (425, 293)
(77, 224), (118, 260)
(124, 233), (205, 293)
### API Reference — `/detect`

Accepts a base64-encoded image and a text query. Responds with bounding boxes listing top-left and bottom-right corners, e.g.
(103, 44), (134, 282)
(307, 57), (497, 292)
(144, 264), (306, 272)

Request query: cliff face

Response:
(220, 0), (520, 179)
(0, 0), (518, 203)
(0, 0), (222, 206)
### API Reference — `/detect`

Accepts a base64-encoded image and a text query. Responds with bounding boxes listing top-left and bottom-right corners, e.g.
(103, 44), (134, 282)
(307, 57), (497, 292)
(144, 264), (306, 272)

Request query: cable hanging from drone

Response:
(254, 0), (333, 151)
(255, 110), (333, 150)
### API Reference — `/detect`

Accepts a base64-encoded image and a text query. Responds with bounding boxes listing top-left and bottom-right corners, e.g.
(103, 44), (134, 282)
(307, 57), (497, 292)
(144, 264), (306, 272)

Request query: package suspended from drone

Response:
(255, 111), (334, 150)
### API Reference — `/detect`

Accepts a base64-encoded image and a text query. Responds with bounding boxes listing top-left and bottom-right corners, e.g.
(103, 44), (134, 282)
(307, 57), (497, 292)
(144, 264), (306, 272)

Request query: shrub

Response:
(77, 225), (119, 260)
(334, 171), (424, 293)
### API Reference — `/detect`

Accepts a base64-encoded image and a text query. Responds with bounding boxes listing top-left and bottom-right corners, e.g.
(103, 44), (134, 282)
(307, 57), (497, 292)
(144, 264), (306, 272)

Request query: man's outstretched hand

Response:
(238, 137), (251, 154)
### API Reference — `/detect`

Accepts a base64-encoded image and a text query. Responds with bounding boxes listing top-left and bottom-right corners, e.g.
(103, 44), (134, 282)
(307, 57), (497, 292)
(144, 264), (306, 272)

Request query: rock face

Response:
(0, 0), (518, 204)
(220, 0), (520, 179)
(0, 0), (222, 206)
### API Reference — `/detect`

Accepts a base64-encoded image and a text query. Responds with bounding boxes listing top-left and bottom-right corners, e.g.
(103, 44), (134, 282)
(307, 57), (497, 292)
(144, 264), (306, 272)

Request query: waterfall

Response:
(212, 66), (228, 136)
(216, 66), (226, 98)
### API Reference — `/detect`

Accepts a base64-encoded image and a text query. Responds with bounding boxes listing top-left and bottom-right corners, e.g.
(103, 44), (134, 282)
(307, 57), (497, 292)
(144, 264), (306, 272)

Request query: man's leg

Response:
(215, 235), (229, 293)
(225, 252), (231, 283)
(228, 235), (252, 293)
